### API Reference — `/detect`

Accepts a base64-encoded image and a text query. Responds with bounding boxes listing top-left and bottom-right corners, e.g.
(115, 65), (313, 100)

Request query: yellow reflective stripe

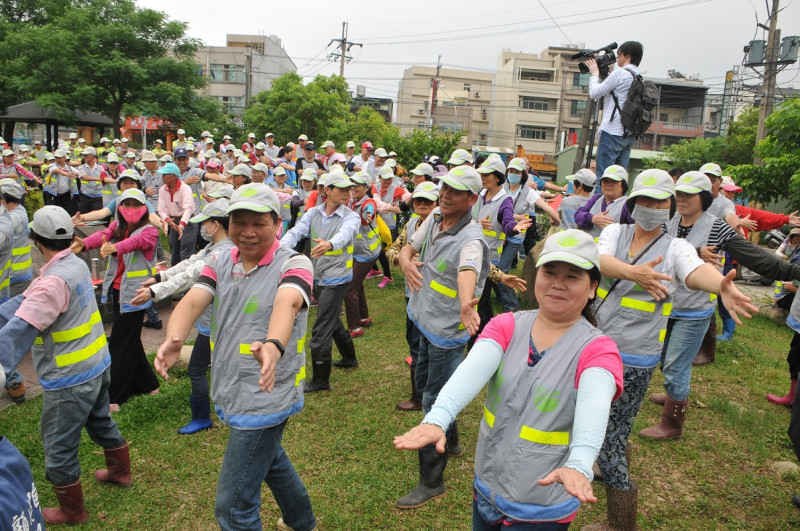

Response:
(499, 233), (506, 240)
(54, 334), (107, 367)
(498, 246), (504, 255)
(0, 278), (9, 290)
(659, 329), (667, 342)
(368, 239), (380, 251)
(12, 246), (30, 256)
(596, 287), (608, 300)
(519, 425), (569, 445)
(325, 248), (343, 255)
(430, 280), (457, 299)
(483, 406), (495, 428)
(239, 343), (252, 355)
(620, 297), (655, 313)
(34, 336), (43, 345)
(102, 190), (113, 194)
(661, 303), (673, 316)
(51, 311), (102, 343)
(347, 245), (354, 253)
(210, 340), (215, 351)
(126, 269), (150, 278)
(1, 259), (10, 271)
(295, 365), (306, 386)
(12, 259), (32, 271)
(356, 234), (362, 239)
(483, 229), (498, 237)
(709, 293), (717, 301)
(297, 337), (305, 353)
(346, 259), (353, 268)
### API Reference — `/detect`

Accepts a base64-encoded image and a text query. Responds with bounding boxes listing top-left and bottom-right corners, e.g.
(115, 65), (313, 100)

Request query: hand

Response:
(70, 237), (85, 254)
(549, 212), (561, 227)
(99, 236), (117, 258)
(249, 341), (283, 392)
(310, 239), (333, 258)
(131, 287), (153, 306)
(145, 186), (155, 195)
(400, 256), (424, 291)
(141, 277), (157, 288)
(538, 468), (597, 503)
(500, 273), (527, 292)
(480, 216), (493, 231)
(585, 58), (600, 77)
(700, 245), (724, 269)
(631, 256), (672, 301)
(391, 206), (402, 214)
(71, 212), (83, 226)
(718, 269), (759, 325)
(514, 217), (532, 233)
(184, 175), (200, 185)
(738, 214), (758, 231)
(393, 423), (447, 453)
(154, 335), (184, 379)
(789, 211), (800, 226)
(35, 177), (43, 185)
(592, 211), (614, 228)
(460, 297), (481, 336)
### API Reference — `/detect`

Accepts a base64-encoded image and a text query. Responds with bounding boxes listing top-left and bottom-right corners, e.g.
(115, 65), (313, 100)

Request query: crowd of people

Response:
(1, 116), (800, 530)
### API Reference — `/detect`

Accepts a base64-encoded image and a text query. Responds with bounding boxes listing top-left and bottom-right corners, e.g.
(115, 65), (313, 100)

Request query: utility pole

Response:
(245, 43), (253, 108)
(754, 0), (780, 165)
(429, 55), (442, 131)
(573, 97), (595, 173)
(328, 22), (362, 78)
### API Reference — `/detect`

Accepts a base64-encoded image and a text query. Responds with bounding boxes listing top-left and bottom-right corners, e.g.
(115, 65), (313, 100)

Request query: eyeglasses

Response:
(412, 198), (434, 205)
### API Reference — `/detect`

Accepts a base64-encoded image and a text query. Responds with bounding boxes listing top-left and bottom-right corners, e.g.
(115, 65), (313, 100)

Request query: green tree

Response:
(390, 129), (464, 169)
(341, 106), (399, 150)
(723, 105), (758, 165)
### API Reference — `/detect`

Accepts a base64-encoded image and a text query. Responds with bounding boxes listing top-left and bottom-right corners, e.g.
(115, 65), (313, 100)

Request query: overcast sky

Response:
(137, 0), (800, 102)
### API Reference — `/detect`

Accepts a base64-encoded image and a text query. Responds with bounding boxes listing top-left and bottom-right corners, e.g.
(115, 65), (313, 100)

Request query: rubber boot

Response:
(716, 317), (735, 342)
(396, 445), (448, 509)
(178, 395), (213, 435)
(396, 366), (422, 411)
(639, 395), (688, 440)
(42, 480), (90, 525)
(692, 320), (716, 366)
(767, 378), (797, 407)
(582, 482), (639, 530)
(94, 441), (132, 487)
(592, 441), (631, 484)
(332, 338), (359, 368)
(649, 393), (667, 406)
(446, 421), (464, 458)
(304, 358), (331, 393)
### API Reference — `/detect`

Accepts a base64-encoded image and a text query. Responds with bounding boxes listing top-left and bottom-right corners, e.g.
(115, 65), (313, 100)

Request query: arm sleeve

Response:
(574, 194), (601, 229)
(458, 239), (484, 277)
(588, 69), (622, 99)
(150, 255), (208, 302)
(0, 316), (41, 373)
(596, 223), (621, 256)
(14, 277), (70, 331)
(497, 197), (519, 236)
(725, 235), (800, 282)
(113, 226), (158, 257)
(82, 225), (115, 250)
(179, 189), (195, 225)
(279, 209), (312, 249)
(738, 205), (790, 232)
(328, 210), (360, 250)
(409, 214), (434, 252)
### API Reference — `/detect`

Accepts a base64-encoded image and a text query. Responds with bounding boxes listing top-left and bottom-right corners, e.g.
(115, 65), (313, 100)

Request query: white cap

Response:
(69, 133), (77, 139)
(29, 205), (74, 240)
(227, 183), (280, 214)
(373, 147), (388, 158)
(447, 149), (474, 165)
(439, 166), (482, 195)
(477, 155), (506, 175)
(177, 128), (186, 135)
(322, 140), (335, 149)
(537, 230), (600, 271)
(699, 163), (722, 178)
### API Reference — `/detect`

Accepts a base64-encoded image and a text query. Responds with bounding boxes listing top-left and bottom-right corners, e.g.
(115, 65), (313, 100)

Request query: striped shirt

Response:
(676, 217), (738, 252)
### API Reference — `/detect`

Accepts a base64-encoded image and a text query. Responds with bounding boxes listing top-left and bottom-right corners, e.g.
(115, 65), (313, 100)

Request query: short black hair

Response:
(474, 154), (487, 168)
(619, 41), (643, 66)
(490, 170), (506, 186)
(2, 193), (20, 204)
(30, 229), (72, 251)
(580, 183), (594, 193)
(209, 216), (229, 232)
(699, 190), (714, 211)
(668, 168), (684, 178)
(116, 176), (142, 190)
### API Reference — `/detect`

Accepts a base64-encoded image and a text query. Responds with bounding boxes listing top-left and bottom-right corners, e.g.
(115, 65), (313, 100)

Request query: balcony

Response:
(646, 121), (703, 137)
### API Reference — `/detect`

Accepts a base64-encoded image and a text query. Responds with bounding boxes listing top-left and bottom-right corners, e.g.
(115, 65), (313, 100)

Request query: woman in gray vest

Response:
(573, 165), (634, 238)
(72, 189), (160, 410)
(588, 169), (758, 529)
(641, 171), (800, 439)
(395, 229), (624, 528)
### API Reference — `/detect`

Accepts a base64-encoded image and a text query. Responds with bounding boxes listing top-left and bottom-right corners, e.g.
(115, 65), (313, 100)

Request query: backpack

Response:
(611, 70), (659, 137)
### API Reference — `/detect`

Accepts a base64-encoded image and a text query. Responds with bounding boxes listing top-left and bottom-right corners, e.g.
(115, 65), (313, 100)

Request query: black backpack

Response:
(611, 70), (659, 137)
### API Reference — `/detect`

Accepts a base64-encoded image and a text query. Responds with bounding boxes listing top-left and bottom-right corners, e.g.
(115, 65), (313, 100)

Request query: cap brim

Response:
(226, 202), (276, 214)
(446, 157), (464, 165)
(674, 184), (703, 194)
(600, 175), (625, 181)
(410, 169), (428, 176)
(439, 174), (470, 192)
(412, 192), (438, 201)
(536, 252), (596, 270)
(721, 185), (742, 192)
(476, 166), (495, 174)
(629, 189), (673, 200)
(329, 182), (355, 188)
(189, 213), (210, 223)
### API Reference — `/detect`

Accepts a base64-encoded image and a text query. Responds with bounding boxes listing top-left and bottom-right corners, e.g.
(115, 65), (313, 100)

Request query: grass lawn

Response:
(2, 270), (800, 529)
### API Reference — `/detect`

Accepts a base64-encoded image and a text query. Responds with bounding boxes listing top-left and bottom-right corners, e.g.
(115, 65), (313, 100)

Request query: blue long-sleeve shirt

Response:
(573, 193), (634, 230)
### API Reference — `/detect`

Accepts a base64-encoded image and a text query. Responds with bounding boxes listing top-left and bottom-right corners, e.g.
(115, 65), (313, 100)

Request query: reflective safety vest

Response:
(0, 207), (13, 302)
(101, 169), (121, 207)
(31, 252), (110, 390)
(142, 170), (162, 210)
(97, 147), (110, 164)
(350, 197), (381, 262)
(294, 188), (310, 220)
(100, 225), (156, 313)
(308, 203), (355, 285)
(472, 188), (509, 265)
(666, 212), (718, 319)
(587, 195), (626, 239)
(475, 310), (607, 522)
(9, 207), (32, 284)
(595, 224), (674, 368)
(375, 181), (398, 229)
(180, 168), (205, 211)
(559, 194), (591, 231)
(77, 162), (103, 197)
(504, 184), (538, 244)
(196, 238), (235, 336)
(209, 246), (309, 429)
(408, 209), (489, 348)
(44, 163), (78, 196)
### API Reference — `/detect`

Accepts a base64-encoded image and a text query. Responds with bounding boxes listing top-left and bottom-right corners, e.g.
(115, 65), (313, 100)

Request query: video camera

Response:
(572, 42), (618, 79)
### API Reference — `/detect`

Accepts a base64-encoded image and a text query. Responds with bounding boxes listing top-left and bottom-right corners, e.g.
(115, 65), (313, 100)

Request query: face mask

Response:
(200, 222), (217, 242)
(119, 205), (146, 224)
(632, 204), (670, 231)
(507, 174), (521, 185)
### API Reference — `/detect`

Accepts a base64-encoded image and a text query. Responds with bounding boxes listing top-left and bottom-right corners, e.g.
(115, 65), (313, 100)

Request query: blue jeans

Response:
(594, 131), (636, 193)
(659, 317), (711, 401)
(188, 333), (211, 400)
(495, 242), (522, 312)
(718, 253), (734, 319)
(40, 367), (125, 485)
(215, 420), (316, 531)
(4, 368), (23, 389)
(415, 335), (464, 438)
(472, 494), (571, 530)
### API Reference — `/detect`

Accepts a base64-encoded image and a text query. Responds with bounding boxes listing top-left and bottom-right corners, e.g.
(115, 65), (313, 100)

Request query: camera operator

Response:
(586, 41), (643, 192)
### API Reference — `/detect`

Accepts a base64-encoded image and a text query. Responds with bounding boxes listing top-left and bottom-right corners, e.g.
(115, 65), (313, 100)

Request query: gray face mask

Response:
(632, 204), (669, 231)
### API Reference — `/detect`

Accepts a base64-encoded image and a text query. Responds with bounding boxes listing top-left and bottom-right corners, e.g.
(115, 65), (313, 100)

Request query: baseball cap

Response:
(412, 181), (439, 201)
(304, 142), (316, 151)
(317, 173), (329, 186)
(600, 165), (627, 181)
(346, 141), (356, 148)
(54, 149), (68, 158)
(118, 169), (141, 182)
(34, 140), (42, 145)
(721, 176), (743, 192)
(30, 205), (74, 240)
(361, 142), (373, 150)
(140, 151), (157, 162)
(439, 166), (482, 195)
(112, 138), (121, 144)
(18, 145), (30, 152)
(265, 132), (274, 138)
(567, 168), (597, 188)
(388, 151), (397, 157)
(226, 183), (280, 214)
(157, 162), (180, 176)
(69, 133), (77, 139)
(186, 144), (195, 152)
(173, 147), (188, 159)
(2, 149), (14, 157)
(300, 169), (318, 181)
(377, 165), (394, 180)
(0, 178), (25, 199)
(155, 139), (163, 144)
(107, 153), (121, 163)
(120, 137), (129, 143)
(205, 158), (221, 169)
(118, 188), (147, 205)
(273, 166), (287, 177)
(247, 133), (255, 139)
(201, 131), (211, 137)
(78, 138), (86, 143)
(477, 155), (506, 175)
(507, 157), (527, 173)
(190, 198), (230, 223)
(329, 164), (344, 173)
(82, 147), (97, 156)
(297, 134), (308, 141)
(125, 151), (136, 159)
(325, 171), (355, 188)
(208, 184), (235, 199)
(252, 162), (270, 174)
(329, 153), (347, 165)
(255, 142), (266, 150)
(349, 172), (371, 186)
(628, 169), (674, 201)
(384, 158), (397, 169)
(790, 228), (800, 237)
(410, 163), (434, 178)
(447, 149), (474, 165)
(177, 128), (186, 135)
(322, 140), (335, 149)
(205, 137), (214, 144)
(187, 136), (196, 142)
(160, 155), (173, 163)
(536, 229), (600, 271)
(699, 163), (722, 178)
(374, 147), (388, 158)
(237, 155), (250, 164)
(44, 153), (55, 161)
(229, 164), (252, 178)
(674, 171), (712, 194)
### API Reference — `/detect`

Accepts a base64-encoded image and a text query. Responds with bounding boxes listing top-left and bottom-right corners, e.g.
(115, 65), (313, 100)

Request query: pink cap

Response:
(361, 142), (373, 149)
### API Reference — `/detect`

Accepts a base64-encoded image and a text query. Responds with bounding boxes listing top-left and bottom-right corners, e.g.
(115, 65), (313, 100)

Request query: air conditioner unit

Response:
(474, 92), (481, 98)
(418, 109), (425, 115)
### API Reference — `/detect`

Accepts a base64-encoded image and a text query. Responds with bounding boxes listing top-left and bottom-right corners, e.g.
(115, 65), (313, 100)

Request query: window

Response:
(660, 113), (669, 122)
(519, 69), (554, 82)
(519, 96), (553, 111)
(572, 72), (590, 88)
(209, 64), (246, 83)
(417, 121), (427, 129)
(517, 125), (548, 140)
(214, 96), (244, 115)
(463, 82), (471, 92)
(437, 121), (465, 133)
(570, 100), (587, 118)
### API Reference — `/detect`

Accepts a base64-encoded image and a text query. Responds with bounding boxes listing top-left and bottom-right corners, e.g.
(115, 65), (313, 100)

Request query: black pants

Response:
(786, 331), (800, 379)
(79, 194), (102, 214)
(522, 217), (538, 257)
(168, 222), (199, 266)
(778, 293), (796, 311)
(108, 288), (159, 404)
(309, 283), (352, 364)
(789, 376), (800, 463)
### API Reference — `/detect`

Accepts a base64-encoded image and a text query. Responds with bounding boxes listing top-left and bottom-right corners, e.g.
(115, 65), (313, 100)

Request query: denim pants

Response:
(659, 317), (711, 401)
(415, 334), (464, 439)
(473, 493), (571, 530)
(188, 333), (211, 400)
(594, 131), (636, 193)
(40, 367), (125, 485)
(4, 368), (24, 389)
(215, 420), (316, 531)
(495, 242), (522, 312)
(405, 297), (421, 367)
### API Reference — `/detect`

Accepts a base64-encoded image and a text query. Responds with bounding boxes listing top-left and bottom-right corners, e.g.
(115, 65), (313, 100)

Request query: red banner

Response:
(125, 116), (171, 131)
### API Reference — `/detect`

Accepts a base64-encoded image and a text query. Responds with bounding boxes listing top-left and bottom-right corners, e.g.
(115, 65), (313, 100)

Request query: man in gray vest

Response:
(156, 183), (317, 531)
(397, 165), (489, 509)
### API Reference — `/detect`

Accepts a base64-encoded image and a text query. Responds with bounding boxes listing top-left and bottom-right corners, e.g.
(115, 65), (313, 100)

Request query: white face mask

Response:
(200, 222), (218, 242)
(632, 204), (670, 231)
